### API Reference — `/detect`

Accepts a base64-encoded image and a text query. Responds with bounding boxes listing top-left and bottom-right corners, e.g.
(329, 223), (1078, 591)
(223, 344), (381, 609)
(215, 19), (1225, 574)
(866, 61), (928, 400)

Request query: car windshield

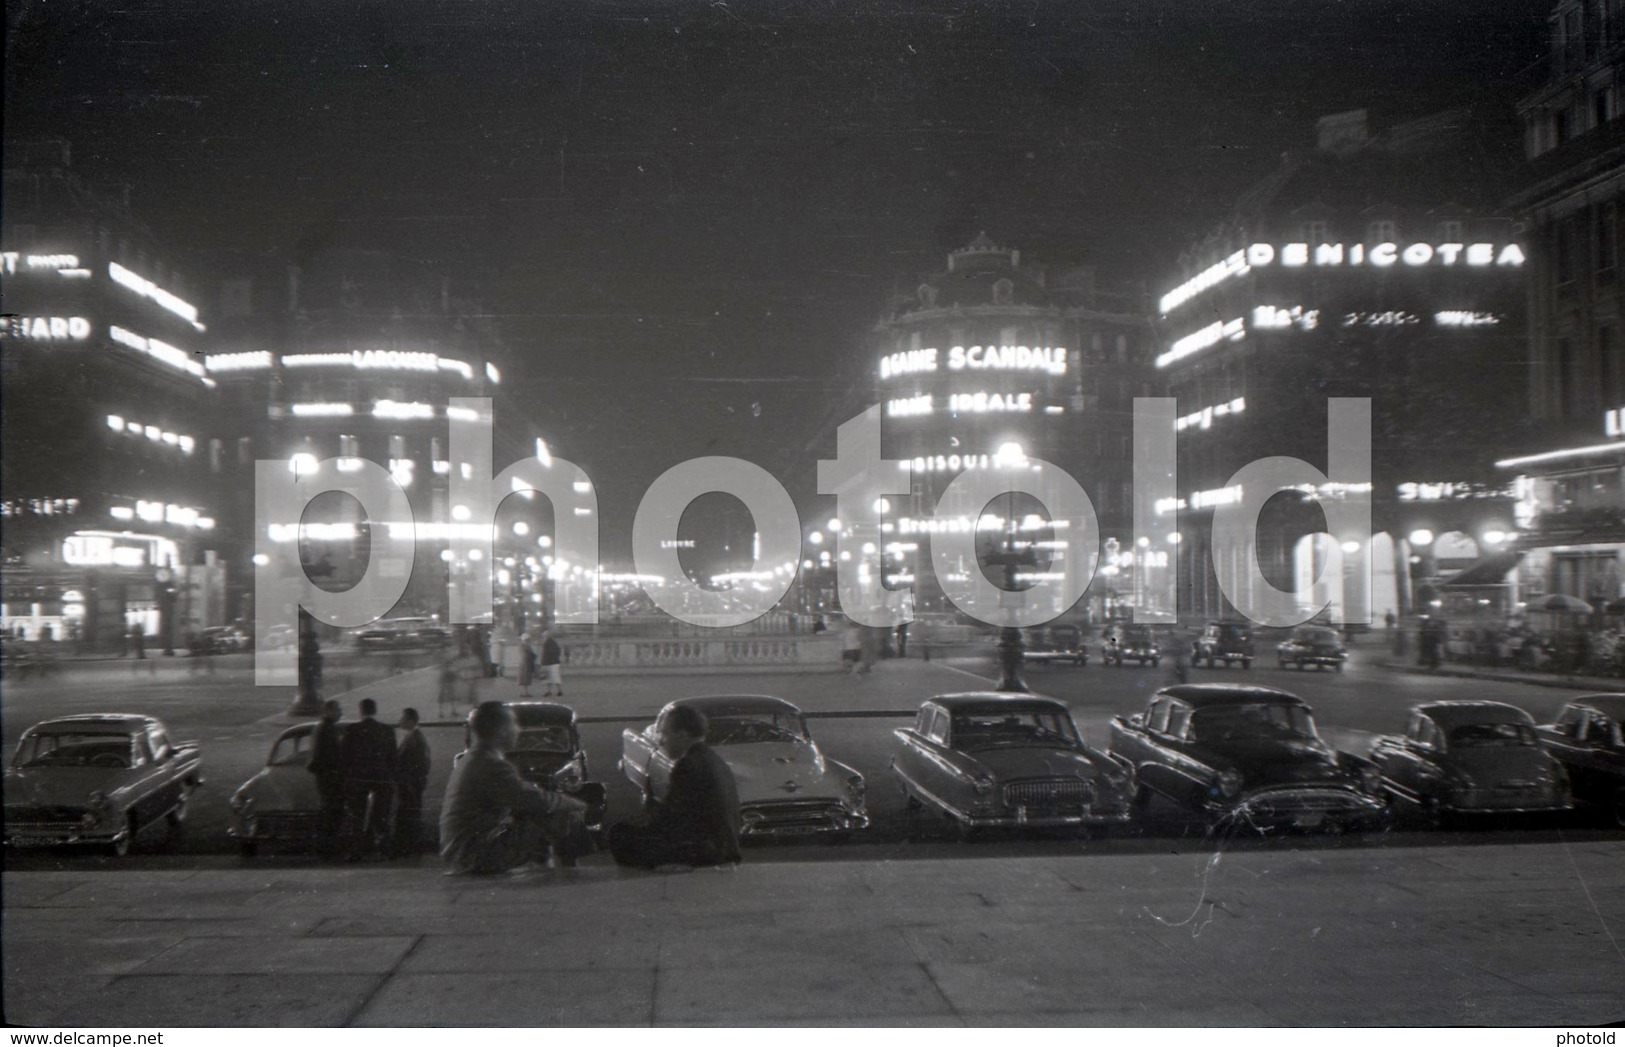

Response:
(1124, 628), (1154, 644)
(14, 733), (132, 768)
(707, 712), (808, 745)
(1190, 703), (1317, 744)
(515, 726), (575, 753)
(1219, 626), (1250, 641)
(1298, 629), (1339, 645)
(951, 708), (1080, 748)
(1449, 722), (1538, 748)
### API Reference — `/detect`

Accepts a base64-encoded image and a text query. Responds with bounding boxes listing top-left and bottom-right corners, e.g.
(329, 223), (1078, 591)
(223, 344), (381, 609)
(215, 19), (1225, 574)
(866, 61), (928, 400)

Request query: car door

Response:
(1538, 705), (1592, 792)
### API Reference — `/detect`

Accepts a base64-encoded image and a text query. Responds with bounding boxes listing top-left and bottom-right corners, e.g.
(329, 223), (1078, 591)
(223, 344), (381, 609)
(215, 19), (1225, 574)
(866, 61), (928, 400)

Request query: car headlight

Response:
(1214, 771), (1244, 799)
(973, 776), (995, 796)
(83, 791), (112, 829)
(230, 794), (255, 815)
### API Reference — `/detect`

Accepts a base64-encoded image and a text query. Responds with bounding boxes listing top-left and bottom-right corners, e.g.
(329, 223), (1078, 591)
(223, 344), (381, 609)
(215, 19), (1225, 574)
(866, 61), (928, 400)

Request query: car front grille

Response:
(740, 800), (855, 834)
(4, 806), (90, 829)
(1004, 778), (1093, 810)
(1241, 786), (1374, 814)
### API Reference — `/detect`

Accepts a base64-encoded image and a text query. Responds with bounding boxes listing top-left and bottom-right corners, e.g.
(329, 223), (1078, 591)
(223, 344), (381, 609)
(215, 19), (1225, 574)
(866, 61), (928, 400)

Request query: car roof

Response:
(23, 714), (157, 735)
(925, 692), (1072, 714)
(1295, 625), (1340, 636)
(1417, 701), (1536, 728)
(666, 695), (802, 716)
(1152, 684), (1308, 708)
(1570, 694), (1625, 720)
(506, 701), (576, 726)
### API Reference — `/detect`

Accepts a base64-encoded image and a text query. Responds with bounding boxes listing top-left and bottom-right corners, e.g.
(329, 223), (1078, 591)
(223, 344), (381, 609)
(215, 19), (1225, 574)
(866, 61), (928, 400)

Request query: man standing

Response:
(608, 704), (742, 869)
(308, 700), (345, 859)
(440, 701), (589, 875)
(339, 697), (398, 860)
(392, 707), (431, 858)
(539, 629), (563, 697)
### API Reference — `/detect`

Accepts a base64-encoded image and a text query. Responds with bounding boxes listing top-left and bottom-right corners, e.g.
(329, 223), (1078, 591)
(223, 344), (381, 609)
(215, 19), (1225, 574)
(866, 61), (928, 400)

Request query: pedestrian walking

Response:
(392, 707), (431, 858)
(339, 697), (398, 860)
(437, 654), (460, 719)
(841, 623), (862, 672)
(309, 700), (345, 860)
(518, 629), (538, 698)
(895, 621), (909, 658)
(539, 629), (563, 697)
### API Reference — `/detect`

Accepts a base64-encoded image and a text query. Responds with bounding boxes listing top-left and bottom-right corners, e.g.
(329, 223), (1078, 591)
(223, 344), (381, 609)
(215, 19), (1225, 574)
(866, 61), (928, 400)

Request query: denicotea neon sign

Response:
(1159, 241), (1526, 315)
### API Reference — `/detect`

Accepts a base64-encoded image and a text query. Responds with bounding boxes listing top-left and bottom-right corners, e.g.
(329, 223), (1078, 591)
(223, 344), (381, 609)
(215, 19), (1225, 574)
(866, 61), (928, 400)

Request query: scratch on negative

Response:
(1557, 828), (1625, 963)
(1143, 848), (1223, 938)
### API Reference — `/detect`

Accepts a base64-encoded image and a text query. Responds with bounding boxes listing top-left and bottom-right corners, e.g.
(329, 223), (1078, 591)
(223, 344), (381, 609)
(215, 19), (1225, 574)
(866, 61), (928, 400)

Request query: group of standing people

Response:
(308, 697), (432, 861)
(518, 628), (563, 698)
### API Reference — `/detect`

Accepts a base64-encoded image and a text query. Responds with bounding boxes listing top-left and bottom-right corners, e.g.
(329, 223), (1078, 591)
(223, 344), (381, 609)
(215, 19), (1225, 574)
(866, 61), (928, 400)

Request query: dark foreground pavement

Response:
(5, 838), (1623, 1027)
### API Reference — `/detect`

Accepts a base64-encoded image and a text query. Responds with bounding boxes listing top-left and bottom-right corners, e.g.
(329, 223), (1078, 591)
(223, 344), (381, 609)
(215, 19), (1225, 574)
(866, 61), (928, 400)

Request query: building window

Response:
(1367, 220), (1397, 243)
(1564, 7), (1584, 73)
(339, 434), (359, 457)
(1557, 218), (1578, 284)
(1305, 220), (1329, 244)
(1601, 327), (1621, 400)
(237, 437), (252, 467)
(1595, 87), (1611, 129)
(1555, 106), (1571, 147)
(992, 278), (1014, 305)
(1557, 336), (1580, 415)
(1439, 219), (1464, 242)
(389, 434), (405, 459)
(1597, 202), (1618, 275)
(209, 438), (223, 474)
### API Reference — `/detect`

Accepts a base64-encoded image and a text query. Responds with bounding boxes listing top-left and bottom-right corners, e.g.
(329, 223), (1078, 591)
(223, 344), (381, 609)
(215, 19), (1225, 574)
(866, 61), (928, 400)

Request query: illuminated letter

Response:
(633, 457), (799, 627)
(948, 346), (967, 369)
(1402, 244), (1434, 266)
(1370, 243), (1398, 267)
(1210, 399), (1371, 627)
(816, 406), (914, 627)
(1497, 244), (1526, 266)
(1314, 244), (1344, 266)
(1247, 243), (1275, 266)
(1466, 243), (1494, 265)
(1282, 243), (1309, 267)
(1437, 243), (1464, 265)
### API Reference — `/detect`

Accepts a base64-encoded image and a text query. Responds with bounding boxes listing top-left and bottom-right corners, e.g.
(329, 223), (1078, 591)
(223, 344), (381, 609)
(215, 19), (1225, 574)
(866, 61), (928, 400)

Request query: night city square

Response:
(2, 0), (1624, 1034)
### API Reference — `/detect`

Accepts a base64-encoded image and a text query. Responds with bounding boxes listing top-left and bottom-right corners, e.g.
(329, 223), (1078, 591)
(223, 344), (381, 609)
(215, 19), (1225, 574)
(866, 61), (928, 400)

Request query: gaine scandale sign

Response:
(253, 398), (1373, 683)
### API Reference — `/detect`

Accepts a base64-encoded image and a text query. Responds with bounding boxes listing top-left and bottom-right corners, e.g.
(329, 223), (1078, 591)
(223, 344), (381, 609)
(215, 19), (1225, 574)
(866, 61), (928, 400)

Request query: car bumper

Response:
(962, 806), (1134, 829)
(1286, 654), (1346, 665)
(229, 811), (320, 842)
(739, 802), (869, 837)
(1222, 787), (1387, 829)
(4, 826), (127, 849)
(1444, 790), (1571, 814)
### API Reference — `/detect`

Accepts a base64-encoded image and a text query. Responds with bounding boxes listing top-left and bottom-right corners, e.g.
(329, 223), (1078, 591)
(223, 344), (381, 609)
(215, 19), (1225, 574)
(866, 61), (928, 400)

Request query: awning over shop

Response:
(1438, 549), (1523, 587)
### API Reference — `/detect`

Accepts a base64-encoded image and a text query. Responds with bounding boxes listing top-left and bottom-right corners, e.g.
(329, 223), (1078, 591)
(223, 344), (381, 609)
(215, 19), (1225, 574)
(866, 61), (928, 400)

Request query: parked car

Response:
(192, 625), (249, 655)
(261, 623), (297, 650)
(1370, 701), (1572, 822)
(0, 637), (61, 679)
(355, 616), (450, 651)
(620, 695), (869, 838)
(1108, 685), (1387, 832)
(891, 693), (1134, 836)
(912, 612), (986, 647)
(1276, 625), (1348, 672)
(228, 722), (326, 856)
(5, 715), (203, 857)
(1536, 694), (1625, 827)
(1101, 624), (1163, 667)
(1193, 621), (1255, 668)
(466, 702), (607, 832)
(1020, 624), (1088, 666)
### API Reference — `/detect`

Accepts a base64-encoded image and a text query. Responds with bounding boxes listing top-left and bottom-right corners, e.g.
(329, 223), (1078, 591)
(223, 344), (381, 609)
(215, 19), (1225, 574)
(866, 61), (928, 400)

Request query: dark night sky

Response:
(4, 0), (1553, 557)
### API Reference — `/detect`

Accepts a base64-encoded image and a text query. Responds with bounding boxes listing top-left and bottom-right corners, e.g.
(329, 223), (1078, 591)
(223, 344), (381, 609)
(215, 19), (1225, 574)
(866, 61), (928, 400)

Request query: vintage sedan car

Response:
(1108, 685), (1387, 832)
(1536, 694), (1625, 827)
(355, 616), (450, 651)
(1021, 624), (1088, 667)
(5, 715), (202, 857)
(228, 721), (326, 855)
(620, 695), (868, 837)
(912, 612), (986, 647)
(1370, 701), (1572, 821)
(1276, 626), (1348, 672)
(1101, 624), (1162, 667)
(466, 702), (607, 831)
(890, 693), (1134, 835)
(1193, 621), (1255, 669)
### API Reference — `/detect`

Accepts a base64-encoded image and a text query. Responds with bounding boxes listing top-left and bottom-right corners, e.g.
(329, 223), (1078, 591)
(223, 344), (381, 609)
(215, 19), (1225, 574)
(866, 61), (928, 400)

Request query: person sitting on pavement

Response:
(608, 704), (742, 870)
(440, 700), (590, 875)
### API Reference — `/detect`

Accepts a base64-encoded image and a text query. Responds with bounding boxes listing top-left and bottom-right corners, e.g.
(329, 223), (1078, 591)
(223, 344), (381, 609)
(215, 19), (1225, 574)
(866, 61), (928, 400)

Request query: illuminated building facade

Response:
(862, 235), (1154, 621)
(1, 141), (229, 649)
(1153, 111), (1532, 622)
(204, 247), (550, 626)
(1502, 0), (1625, 605)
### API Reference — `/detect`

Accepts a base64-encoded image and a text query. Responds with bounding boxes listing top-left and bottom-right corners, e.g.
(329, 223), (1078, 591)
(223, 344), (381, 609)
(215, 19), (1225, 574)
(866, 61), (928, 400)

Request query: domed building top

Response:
(903, 233), (1052, 315)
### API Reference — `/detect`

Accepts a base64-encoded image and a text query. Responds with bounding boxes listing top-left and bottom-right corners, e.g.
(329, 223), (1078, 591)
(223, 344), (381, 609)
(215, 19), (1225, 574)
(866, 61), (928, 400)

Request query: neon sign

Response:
(106, 415), (195, 453)
(1606, 407), (1625, 438)
(886, 395), (933, 417)
(280, 349), (477, 378)
(1159, 241), (1527, 314)
(1, 252), (82, 274)
(1156, 317), (1244, 368)
(1434, 311), (1501, 327)
(879, 348), (938, 378)
(1251, 305), (1319, 331)
(205, 351), (274, 371)
(3, 316), (92, 341)
(1176, 396), (1246, 432)
(109, 325), (211, 383)
(62, 531), (179, 569)
(948, 391), (1033, 413)
(946, 345), (1066, 376)
(108, 262), (203, 330)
